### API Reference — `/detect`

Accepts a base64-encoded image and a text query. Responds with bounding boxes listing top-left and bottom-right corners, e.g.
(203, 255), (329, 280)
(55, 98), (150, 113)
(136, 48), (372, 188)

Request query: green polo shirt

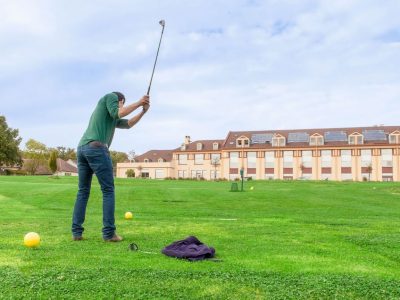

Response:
(79, 93), (130, 147)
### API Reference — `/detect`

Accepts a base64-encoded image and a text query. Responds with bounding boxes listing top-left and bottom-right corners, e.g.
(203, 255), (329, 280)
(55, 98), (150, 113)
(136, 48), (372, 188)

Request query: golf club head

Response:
(159, 20), (165, 27)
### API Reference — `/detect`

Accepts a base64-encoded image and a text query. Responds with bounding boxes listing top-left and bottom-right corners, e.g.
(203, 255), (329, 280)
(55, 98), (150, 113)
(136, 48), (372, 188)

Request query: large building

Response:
(116, 126), (400, 182)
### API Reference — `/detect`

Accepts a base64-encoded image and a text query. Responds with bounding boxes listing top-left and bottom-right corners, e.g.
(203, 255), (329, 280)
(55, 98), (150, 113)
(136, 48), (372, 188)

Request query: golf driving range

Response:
(0, 176), (399, 299)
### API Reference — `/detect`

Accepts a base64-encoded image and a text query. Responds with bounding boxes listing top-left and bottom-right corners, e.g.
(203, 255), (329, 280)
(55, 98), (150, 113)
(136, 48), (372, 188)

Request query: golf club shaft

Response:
(147, 24), (165, 96)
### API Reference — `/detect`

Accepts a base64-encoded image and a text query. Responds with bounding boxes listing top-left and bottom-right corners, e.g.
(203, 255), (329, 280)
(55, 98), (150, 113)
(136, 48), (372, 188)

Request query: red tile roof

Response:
(56, 158), (78, 173)
(134, 150), (174, 162)
(223, 126), (400, 149)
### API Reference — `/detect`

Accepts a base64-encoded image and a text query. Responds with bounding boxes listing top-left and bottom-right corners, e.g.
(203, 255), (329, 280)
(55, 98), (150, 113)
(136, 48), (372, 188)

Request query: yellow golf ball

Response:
(24, 232), (40, 248)
(125, 212), (133, 220)
(250, 186), (254, 190)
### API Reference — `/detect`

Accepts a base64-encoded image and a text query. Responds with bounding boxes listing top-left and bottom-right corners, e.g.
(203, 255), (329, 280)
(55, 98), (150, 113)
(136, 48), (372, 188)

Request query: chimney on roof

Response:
(184, 135), (191, 145)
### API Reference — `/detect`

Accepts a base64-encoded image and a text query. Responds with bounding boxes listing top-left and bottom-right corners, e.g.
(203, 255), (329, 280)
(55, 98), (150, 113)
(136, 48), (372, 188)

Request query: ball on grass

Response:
(250, 186), (254, 190)
(125, 212), (133, 220)
(24, 232), (40, 248)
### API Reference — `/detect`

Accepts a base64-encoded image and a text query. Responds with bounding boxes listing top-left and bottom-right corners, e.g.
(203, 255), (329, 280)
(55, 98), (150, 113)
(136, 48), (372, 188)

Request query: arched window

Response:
(272, 134), (285, 147)
(236, 136), (250, 148)
(389, 131), (400, 144)
(348, 132), (363, 145)
(309, 134), (324, 146)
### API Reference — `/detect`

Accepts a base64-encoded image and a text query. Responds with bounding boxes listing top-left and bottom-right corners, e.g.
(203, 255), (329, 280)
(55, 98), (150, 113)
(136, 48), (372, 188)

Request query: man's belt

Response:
(89, 141), (108, 149)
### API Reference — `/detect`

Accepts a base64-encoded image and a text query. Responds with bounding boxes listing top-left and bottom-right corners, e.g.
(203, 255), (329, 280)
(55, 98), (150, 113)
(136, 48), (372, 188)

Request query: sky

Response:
(1, 0), (399, 154)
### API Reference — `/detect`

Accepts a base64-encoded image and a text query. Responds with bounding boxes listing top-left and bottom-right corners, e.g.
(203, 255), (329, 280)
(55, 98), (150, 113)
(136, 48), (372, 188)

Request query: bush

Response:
(126, 169), (135, 178)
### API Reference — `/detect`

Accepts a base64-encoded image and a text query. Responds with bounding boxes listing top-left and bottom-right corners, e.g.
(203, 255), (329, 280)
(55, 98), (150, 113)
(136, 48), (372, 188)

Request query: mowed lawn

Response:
(0, 176), (399, 299)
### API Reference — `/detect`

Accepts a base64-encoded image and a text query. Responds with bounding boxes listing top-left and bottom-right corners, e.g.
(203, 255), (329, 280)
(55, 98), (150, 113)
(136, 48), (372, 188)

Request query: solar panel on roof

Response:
(324, 131), (347, 142)
(288, 132), (309, 143)
(363, 130), (387, 141)
(251, 133), (273, 144)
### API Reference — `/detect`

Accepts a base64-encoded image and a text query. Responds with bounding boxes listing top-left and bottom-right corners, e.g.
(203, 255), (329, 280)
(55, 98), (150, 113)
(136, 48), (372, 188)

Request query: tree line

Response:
(0, 116), (129, 175)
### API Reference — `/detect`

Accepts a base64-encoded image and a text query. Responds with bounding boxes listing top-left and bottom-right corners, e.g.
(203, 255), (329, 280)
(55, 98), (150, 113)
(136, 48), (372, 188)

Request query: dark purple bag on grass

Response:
(162, 236), (215, 261)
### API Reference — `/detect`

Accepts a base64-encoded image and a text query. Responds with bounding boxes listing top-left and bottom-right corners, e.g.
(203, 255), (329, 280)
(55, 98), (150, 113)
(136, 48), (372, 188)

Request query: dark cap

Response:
(112, 92), (125, 102)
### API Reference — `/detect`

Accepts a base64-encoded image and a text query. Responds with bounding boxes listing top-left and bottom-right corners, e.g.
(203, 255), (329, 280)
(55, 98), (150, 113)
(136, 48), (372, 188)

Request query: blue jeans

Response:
(72, 143), (116, 239)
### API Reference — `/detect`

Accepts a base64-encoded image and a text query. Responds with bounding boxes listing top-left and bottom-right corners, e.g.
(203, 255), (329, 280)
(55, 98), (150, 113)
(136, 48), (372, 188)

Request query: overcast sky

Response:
(1, 0), (399, 154)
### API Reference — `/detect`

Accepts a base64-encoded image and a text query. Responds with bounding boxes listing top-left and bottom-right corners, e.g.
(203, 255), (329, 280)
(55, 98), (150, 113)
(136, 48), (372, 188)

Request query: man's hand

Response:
(139, 95), (150, 107)
(143, 103), (150, 113)
(118, 95), (150, 118)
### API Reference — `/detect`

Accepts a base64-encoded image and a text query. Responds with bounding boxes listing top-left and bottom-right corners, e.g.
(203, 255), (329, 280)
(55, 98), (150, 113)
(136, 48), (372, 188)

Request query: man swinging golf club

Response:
(72, 20), (165, 242)
(72, 92), (150, 242)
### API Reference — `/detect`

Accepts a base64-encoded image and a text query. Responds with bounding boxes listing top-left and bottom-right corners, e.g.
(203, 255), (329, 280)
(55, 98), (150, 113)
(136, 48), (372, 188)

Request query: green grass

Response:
(0, 176), (399, 299)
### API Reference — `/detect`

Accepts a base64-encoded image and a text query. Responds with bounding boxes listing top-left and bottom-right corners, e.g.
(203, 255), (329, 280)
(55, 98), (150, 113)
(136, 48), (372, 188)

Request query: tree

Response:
(23, 139), (49, 175)
(49, 151), (58, 174)
(137, 165), (143, 178)
(211, 156), (220, 180)
(128, 150), (136, 162)
(126, 169), (135, 178)
(55, 146), (77, 161)
(110, 151), (129, 168)
(366, 164), (373, 181)
(0, 116), (22, 167)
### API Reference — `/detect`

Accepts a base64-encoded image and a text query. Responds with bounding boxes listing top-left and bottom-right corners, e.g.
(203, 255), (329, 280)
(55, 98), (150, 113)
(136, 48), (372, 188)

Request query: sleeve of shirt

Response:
(116, 119), (130, 129)
(105, 93), (120, 119)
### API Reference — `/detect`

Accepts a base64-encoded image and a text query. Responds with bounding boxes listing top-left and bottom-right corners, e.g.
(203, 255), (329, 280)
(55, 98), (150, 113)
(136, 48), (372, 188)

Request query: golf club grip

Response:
(147, 25), (165, 95)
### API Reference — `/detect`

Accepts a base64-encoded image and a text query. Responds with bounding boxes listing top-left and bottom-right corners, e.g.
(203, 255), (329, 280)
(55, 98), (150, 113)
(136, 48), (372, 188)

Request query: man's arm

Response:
(127, 108), (148, 128)
(118, 95), (149, 118)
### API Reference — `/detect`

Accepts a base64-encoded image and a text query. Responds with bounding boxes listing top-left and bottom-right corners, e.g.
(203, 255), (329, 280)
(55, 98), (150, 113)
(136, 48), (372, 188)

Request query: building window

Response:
(310, 135), (324, 146)
(302, 150), (312, 168)
(194, 154), (204, 165)
(229, 152), (239, 168)
(272, 136), (285, 147)
(236, 137), (250, 148)
(247, 152), (256, 168)
(191, 170), (202, 179)
(265, 151), (274, 168)
(213, 142), (219, 150)
(155, 169), (164, 179)
(381, 149), (393, 167)
(361, 149), (372, 167)
(210, 170), (220, 179)
(144, 159), (149, 163)
(196, 143), (203, 151)
(283, 151), (293, 168)
(158, 158), (164, 163)
(341, 150), (352, 167)
(349, 133), (363, 145)
(341, 149), (352, 181)
(178, 170), (186, 178)
(178, 154), (187, 165)
(211, 153), (221, 161)
(389, 133), (399, 144)
(321, 150), (331, 168)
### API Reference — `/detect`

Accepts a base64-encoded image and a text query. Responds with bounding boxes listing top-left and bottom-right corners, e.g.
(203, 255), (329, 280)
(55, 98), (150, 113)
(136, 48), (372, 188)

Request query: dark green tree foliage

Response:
(0, 116), (22, 167)
(49, 151), (58, 174)
(125, 169), (135, 178)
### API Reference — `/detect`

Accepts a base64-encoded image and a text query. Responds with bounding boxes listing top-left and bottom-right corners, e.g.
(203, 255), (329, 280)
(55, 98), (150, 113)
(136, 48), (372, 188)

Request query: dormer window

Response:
(213, 142), (219, 150)
(272, 135), (285, 147)
(309, 134), (324, 146)
(196, 143), (203, 151)
(158, 158), (164, 163)
(144, 159), (149, 163)
(236, 136), (250, 148)
(349, 133), (363, 145)
(181, 144), (186, 151)
(389, 131), (400, 144)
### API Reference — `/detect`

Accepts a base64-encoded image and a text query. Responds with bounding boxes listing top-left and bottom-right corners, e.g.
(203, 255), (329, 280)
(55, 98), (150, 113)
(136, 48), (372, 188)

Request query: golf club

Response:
(147, 19), (165, 96)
